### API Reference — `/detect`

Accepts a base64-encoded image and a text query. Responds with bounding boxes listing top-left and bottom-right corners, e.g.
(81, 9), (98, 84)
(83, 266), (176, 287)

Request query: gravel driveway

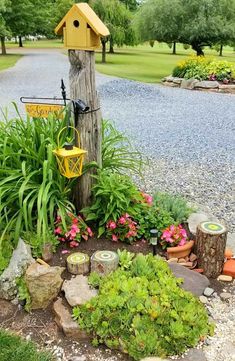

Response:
(0, 49), (234, 234)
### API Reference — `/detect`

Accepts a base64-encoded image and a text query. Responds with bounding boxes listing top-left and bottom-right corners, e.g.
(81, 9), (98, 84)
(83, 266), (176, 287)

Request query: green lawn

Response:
(95, 43), (235, 83)
(0, 329), (53, 361)
(2, 40), (235, 82)
(0, 54), (22, 72)
(6, 39), (63, 49)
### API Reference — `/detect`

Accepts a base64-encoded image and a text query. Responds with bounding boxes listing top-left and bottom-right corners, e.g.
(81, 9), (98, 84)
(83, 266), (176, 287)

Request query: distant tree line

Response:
(1, 0), (235, 60)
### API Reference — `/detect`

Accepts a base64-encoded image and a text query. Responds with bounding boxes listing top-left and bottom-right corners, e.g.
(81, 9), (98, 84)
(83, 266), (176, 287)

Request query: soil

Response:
(0, 237), (229, 361)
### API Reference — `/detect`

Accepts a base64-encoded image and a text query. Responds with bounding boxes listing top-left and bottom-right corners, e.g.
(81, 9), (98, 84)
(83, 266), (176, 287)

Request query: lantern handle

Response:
(57, 126), (81, 148)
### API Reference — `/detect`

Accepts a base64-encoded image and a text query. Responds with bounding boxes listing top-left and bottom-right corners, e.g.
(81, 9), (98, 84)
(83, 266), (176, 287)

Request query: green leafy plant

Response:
(117, 249), (135, 270)
(73, 254), (213, 360)
(16, 277), (31, 312)
(153, 192), (194, 224)
(0, 110), (75, 250)
(23, 231), (59, 258)
(82, 170), (143, 237)
(134, 206), (175, 241)
(102, 120), (143, 175)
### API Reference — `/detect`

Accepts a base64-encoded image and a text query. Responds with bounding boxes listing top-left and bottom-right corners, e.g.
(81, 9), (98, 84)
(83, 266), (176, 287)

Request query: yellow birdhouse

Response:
(55, 3), (110, 51)
(53, 127), (87, 179)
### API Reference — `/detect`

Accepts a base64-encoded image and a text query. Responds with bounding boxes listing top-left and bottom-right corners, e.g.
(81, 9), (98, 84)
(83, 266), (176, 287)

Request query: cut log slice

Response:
(67, 252), (90, 275)
(91, 250), (119, 276)
(195, 221), (227, 279)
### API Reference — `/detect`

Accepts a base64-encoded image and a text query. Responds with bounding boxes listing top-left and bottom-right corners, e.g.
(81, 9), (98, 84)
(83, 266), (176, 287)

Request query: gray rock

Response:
(219, 84), (235, 93)
(227, 232), (235, 254)
(53, 298), (89, 340)
(178, 349), (207, 361)
(162, 75), (174, 82)
(220, 292), (232, 301)
(187, 212), (219, 236)
(169, 263), (210, 296)
(180, 78), (199, 90)
(62, 275), (98, 307)
(69, 357), (87, 361)
(199, 295), (208, 304)
(204, 287), (214, 297)
(0, 238), (34, 300)
(194, 81), (220, 89)
(172, 77), (184, 84)
(25, 263), (64, 309)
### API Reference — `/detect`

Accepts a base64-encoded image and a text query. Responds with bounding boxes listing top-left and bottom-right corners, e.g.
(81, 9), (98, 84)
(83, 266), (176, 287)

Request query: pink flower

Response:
(162, 230), (171, 239)
(145, 195), (153, 204)
(61, 250), (70, 254)
(180, 229), (187, 237)
(87, 227), (93, 237)
(71, 224), (80, 233)
(54, 227), (62, 235)
(82, 234), (88, 241)
(118, 216), (126, 225)
(69, 240), (79, 248)
(178, 239), (187, 246)
(112, 234), (118, 242)
(56, 215), (62, 223)
(124, 213), (130, 219)
(109, 221), (117, 230)
(72, 217), (78, 224)
(58, 237), (65, 242)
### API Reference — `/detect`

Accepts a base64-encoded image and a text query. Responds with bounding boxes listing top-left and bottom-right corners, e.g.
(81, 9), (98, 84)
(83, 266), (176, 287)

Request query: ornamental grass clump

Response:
(73, 254), (213, 360)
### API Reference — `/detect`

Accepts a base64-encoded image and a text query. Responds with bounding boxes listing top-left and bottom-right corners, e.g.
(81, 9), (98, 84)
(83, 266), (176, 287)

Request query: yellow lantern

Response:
(53, 126), (87, 178)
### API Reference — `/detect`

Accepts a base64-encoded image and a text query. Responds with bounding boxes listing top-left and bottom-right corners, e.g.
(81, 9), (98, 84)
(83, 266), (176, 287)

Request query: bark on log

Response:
(67, 252), (90, 275)
(69, 50), (102, 210)
(195, 222), (227, 278)
(91, 251), (119, 276)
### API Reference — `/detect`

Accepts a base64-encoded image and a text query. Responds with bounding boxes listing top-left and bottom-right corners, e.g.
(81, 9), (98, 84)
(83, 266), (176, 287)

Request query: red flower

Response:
(69, 240), (79, 248)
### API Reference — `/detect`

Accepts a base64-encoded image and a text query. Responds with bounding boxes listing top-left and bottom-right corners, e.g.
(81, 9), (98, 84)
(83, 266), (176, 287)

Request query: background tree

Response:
(120, 0), (139, 11)
(135, 0), (235, 56)
(91, 0), (136, 61)
(0, 0), (11, 55)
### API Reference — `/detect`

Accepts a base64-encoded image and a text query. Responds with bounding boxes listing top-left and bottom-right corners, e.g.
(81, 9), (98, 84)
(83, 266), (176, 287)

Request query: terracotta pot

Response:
(167, 240), (194, 259)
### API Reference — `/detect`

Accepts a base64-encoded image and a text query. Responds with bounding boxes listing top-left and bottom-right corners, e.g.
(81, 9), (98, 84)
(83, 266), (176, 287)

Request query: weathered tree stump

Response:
(67, 252), (90, 275)
(91, 251), (119, 276)
(69, 50), (102, 210)
(195, 221), (227, 278)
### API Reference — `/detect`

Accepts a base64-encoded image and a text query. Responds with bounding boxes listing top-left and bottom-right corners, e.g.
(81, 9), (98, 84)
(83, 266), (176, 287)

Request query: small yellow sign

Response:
(25, 103), (64, 118)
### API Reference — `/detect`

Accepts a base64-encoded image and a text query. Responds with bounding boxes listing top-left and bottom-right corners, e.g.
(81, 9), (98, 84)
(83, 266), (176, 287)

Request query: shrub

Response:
(73, 254), (213, 360)
(172, 56), (235, 81)
(82, 171), (143, 237)
(153, 192), (194, 224)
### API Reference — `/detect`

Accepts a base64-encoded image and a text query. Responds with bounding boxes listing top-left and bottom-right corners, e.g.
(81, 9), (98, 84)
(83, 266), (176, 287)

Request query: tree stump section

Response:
(91, 251), (119, 276)
(195, 222), (227, 278)
(69, 50), (102, 210)
(67, 252), (90, 275)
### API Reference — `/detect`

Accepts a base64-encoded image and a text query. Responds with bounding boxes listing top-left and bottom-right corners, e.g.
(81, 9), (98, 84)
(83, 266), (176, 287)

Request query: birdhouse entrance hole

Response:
(73, 20), (80, 28)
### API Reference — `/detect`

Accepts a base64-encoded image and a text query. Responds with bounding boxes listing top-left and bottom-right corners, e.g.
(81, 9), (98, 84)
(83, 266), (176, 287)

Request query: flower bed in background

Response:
(162, 56), (235, 93)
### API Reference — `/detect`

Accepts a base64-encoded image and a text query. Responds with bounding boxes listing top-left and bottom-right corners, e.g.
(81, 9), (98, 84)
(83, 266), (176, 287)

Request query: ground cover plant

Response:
(172, 56), (235, 82)
(0, 329), (53, 361)
(73, 253), (213, 360)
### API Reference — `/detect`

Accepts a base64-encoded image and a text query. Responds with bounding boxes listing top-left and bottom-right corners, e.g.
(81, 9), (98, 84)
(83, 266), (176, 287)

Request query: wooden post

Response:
(91, 251), (119, 276)
(69, 50), (102, 210)
(195, 221), (227, 278)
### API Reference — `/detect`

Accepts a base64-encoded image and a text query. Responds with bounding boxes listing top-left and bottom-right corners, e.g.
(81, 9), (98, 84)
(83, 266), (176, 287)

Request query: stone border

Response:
(162, 76), (235, 94)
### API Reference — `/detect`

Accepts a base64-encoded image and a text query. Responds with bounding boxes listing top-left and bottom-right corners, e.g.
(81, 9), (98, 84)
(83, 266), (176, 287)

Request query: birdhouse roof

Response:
(55, 3), (110, 37)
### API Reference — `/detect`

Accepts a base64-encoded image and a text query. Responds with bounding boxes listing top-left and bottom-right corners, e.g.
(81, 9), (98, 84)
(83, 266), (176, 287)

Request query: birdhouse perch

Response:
(55, 3), (110, 51)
